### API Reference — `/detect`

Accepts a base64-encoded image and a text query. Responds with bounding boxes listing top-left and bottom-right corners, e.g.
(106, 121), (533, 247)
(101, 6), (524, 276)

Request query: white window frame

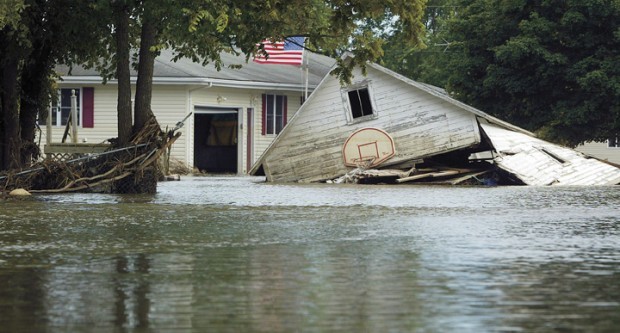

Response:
(342, 80), (378, 124)
(608, 136), (619, 148)
(51, 88), (82, 127)
(264, 93), (286, 135)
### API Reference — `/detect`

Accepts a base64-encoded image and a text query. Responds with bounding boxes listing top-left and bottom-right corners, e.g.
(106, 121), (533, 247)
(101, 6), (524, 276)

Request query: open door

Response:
(194, 107), (239, 173)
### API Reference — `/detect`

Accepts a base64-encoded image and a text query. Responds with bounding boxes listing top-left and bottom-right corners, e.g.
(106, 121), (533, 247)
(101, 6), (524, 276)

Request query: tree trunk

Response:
(18, 85), (40, 166)
(1, 56), (21, 171)
(133, 16), (158, 132)
(20, 44), (52, 166)
(114, 3), (132, 146)
(118, 9), (161, 194)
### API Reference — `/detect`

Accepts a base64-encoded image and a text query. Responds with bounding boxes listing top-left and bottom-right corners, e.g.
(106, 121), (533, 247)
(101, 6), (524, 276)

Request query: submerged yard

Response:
(1, 176), (619, 332)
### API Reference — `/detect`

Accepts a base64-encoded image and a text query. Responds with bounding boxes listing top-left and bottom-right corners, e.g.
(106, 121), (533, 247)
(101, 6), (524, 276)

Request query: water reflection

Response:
(113, 254), (151, 328)
(0, 177), (619, 331)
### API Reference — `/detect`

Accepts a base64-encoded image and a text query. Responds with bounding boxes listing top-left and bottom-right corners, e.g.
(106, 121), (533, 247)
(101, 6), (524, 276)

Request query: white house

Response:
(576, 140), (620, 165)
(42, 50), (335, 174)
(43, 50), (619, 178)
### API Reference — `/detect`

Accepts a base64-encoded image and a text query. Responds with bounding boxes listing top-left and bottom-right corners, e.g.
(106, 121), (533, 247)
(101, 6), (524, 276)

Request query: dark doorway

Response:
(194, 111), (238, 173)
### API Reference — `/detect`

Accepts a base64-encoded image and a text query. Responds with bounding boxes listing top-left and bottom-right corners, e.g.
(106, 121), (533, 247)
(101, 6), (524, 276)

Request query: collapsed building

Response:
(250, 57), (620, 185)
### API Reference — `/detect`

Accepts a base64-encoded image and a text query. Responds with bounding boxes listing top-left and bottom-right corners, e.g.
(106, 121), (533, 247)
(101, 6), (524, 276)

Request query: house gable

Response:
(254, 65), (484, 182)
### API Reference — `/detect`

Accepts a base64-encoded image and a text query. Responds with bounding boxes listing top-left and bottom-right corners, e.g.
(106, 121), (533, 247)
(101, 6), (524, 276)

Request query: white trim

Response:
(263, 94), (287, 135)
(342, 80), (378, 124)
(192, 105), (244, 175)
(59, 76), (317, 91)
(51, 87), (83, 128)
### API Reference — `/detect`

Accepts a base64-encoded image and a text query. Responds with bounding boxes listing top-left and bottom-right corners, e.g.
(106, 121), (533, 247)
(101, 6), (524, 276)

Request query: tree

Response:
(439, 0), (620, 146)
(116, 0), (427, 129)
(176, 0), (427, 82)
(112, 1), (133, 146)
(1, 0), (428, 172)
(80, 0), (426, 143)
(0, 0), (26, 170)
(380, 0), (457, 88)
(0, 0), (106, 170)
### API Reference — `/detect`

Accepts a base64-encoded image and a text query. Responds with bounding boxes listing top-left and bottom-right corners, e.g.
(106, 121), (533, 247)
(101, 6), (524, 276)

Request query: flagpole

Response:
(304, 38), (309, 102)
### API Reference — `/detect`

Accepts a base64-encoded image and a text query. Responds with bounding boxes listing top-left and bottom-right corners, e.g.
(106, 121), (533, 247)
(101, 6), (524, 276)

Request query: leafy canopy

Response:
(88, 0), (427, 84)
(381, 0), (620, 146)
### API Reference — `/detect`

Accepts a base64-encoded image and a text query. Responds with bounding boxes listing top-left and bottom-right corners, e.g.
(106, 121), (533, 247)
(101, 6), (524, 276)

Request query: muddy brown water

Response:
(1, 176), (619, 332)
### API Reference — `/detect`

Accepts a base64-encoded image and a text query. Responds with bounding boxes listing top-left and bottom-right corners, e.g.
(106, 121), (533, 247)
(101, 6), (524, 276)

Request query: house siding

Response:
(39, 84), (189, 161)
(262, 67), (481, 182)
(38, 80), (304, 174)
(39, 84), (119, 146)
(576, 142), (620, 165)
(151, 86), (189, 162)
(189, 86), (301, 174)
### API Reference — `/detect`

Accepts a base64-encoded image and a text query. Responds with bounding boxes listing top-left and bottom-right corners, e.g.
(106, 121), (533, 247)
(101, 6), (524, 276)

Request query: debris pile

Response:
(328, 159), (508, 186)
(0, 119), (181, 194)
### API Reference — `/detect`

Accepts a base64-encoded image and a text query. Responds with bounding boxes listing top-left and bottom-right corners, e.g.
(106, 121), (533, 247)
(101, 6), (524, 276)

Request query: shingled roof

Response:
(57, 49), (336, 90)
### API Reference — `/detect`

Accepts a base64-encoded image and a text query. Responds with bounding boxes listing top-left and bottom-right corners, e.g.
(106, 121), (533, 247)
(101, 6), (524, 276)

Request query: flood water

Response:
(1, 176), (619, 332)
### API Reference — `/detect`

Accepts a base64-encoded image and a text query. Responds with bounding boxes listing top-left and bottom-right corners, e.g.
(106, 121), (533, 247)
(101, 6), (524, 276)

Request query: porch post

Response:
(46, 101), (52, 145)
(71, 89), (78, 143)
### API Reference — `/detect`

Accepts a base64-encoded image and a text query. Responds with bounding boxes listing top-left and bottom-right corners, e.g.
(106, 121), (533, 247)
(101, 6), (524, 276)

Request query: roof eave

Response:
(59, 76), (317, 91)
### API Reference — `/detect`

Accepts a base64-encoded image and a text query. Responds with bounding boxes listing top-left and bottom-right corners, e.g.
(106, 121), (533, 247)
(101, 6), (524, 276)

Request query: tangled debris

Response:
(327, 161), (505, 186)
(0, 119), (182, 194)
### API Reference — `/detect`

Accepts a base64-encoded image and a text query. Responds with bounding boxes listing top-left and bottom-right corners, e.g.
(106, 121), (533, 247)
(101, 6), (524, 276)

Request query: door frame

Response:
(246, 107), (254, 173)
(193, 105), (243, 174)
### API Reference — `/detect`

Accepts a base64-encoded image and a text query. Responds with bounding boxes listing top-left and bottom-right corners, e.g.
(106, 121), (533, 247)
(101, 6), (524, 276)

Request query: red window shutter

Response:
(82, 87), (94, 128)
(261, 94), (266, 135)
(283, 95), (288, 127)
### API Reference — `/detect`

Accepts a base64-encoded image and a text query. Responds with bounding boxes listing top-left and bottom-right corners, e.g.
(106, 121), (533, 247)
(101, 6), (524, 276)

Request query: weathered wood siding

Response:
(575, 142), (620, 165)
(262, 67), (481, 182)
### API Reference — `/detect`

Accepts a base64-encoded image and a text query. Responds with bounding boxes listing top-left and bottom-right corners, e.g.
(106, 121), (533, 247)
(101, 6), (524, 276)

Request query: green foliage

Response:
(0, 0), (25, 28)
(173, 0), (427, 83)
(0, 0), (108, 169)
(381, 0), (620, 146)
(0, 0), (429, 170)
(380, 0), (462, 87)
(443, 0), (620, 146)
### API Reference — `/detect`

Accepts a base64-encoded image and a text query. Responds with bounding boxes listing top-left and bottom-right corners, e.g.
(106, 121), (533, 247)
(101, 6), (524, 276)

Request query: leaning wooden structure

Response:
(250, 57), (620, 186)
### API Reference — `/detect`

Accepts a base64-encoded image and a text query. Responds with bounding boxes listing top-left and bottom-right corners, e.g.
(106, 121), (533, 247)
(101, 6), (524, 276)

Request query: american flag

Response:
(253, 37), (305, 66)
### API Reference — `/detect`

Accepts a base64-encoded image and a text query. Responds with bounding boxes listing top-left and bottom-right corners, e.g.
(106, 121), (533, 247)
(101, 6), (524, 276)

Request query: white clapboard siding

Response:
(38, 84), (119, 146)
(150, 86), (189, 162)
(251, 91), (302, 168)
(189, 86), (302, 172)
(38, 82), (304, 174)
(576, 141), (620, 165)
(261, 66), (481, 182)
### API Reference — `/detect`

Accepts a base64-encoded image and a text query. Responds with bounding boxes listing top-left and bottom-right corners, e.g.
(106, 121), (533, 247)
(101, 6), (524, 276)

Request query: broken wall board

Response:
(480, 123), (620, 185)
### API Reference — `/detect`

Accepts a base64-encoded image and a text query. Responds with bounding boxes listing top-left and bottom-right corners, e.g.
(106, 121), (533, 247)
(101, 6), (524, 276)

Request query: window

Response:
(609, 136), (619, 148)
(262, 94), (287, 135)
(343, 83), (376, 123)
(348, 88), (373, 119)
(51, 88), (81, 127)
(49, 87), (95, 128)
